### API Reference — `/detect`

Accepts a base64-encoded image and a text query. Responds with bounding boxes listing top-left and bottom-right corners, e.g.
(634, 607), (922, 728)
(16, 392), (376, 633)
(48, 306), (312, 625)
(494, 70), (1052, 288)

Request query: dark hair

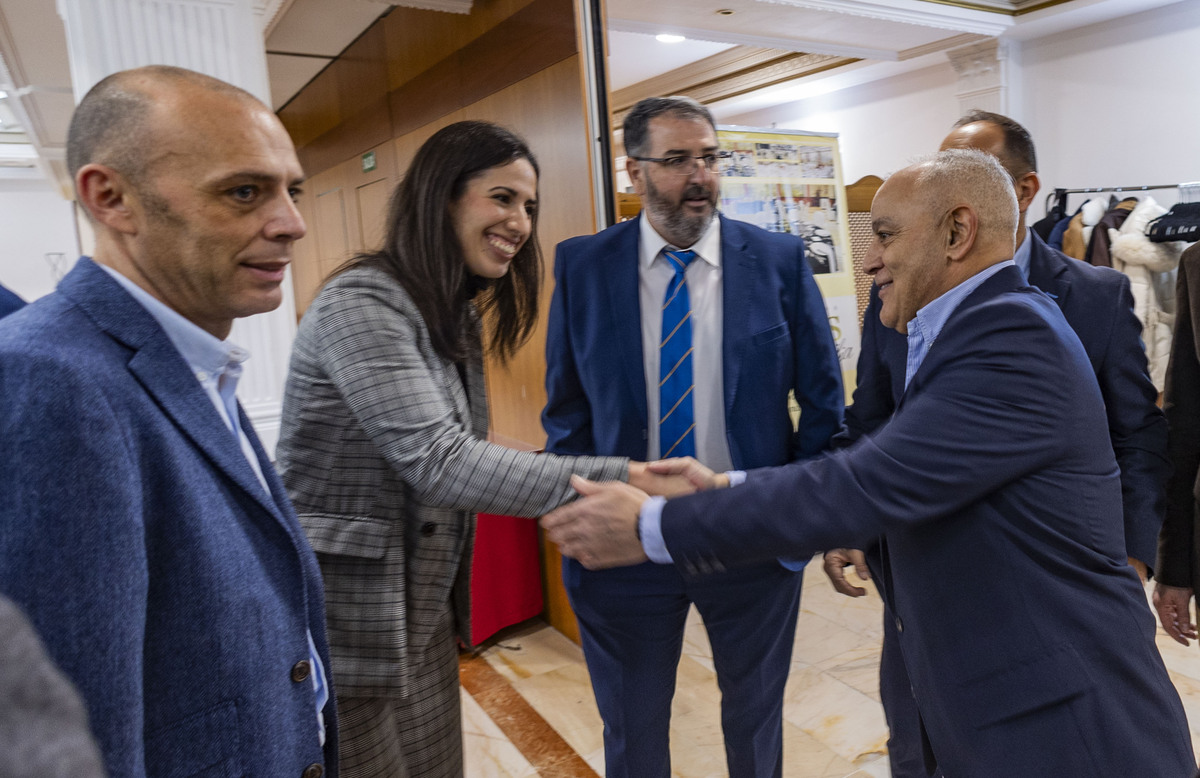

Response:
(952, 110), (1037, 178)
(344, 120), (541, 364)
(67, 65), (254, 184)
(623, 96), (716, 158)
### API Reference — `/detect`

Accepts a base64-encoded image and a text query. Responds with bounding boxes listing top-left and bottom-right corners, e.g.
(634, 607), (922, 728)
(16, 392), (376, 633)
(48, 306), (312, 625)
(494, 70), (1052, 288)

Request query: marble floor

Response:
(460, 559), (1200, 777)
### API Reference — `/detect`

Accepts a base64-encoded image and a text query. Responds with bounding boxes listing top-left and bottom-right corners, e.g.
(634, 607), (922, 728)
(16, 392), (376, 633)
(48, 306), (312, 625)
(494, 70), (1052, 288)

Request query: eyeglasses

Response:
(631, 151), (732, 176)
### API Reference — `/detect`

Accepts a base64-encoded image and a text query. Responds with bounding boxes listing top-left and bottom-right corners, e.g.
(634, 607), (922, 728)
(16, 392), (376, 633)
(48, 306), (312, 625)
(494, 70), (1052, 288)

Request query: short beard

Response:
(643, 175), (715, 248)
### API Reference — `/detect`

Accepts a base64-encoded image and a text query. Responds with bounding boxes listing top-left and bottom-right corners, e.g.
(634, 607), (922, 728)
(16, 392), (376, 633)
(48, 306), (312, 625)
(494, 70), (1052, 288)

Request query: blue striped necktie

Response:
(660, 249), (697, 458)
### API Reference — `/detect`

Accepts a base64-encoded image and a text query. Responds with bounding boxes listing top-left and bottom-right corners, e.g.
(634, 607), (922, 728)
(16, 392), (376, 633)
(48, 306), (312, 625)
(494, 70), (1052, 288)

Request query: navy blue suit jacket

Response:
(844, 232), (1168, 565)
(659, 266), (1193, 774)
(0, 283), (24, 319)
(543, 214), (843, 469)
(0, 259), (337, 777)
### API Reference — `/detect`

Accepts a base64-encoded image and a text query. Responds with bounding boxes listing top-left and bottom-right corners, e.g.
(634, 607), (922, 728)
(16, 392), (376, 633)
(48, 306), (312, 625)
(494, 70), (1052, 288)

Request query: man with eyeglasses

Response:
(542, 95), (843, 777)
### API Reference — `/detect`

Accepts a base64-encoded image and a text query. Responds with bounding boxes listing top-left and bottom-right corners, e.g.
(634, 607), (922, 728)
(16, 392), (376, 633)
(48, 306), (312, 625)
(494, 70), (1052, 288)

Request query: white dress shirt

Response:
(638, 214), (733, 473)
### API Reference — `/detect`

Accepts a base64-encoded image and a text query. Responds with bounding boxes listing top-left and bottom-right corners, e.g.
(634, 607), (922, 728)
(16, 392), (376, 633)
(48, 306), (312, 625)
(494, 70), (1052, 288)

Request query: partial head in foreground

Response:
(865, 149), (1018, 334)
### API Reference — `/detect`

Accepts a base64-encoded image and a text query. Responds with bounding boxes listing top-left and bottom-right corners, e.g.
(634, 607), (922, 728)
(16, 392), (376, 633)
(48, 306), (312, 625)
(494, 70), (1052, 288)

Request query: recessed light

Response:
(0, 90), (7, 99)
(716, 8), (735, 15)
(656, 34), (685, 43)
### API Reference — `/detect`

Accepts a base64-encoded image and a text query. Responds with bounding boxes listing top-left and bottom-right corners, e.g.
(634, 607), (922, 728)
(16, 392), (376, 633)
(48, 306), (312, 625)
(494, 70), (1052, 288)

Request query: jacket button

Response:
(291, 660), (311, 683)
(895, 617), (903, 633)
(302, 764), (323, 778)
(420, 522), (436, 536)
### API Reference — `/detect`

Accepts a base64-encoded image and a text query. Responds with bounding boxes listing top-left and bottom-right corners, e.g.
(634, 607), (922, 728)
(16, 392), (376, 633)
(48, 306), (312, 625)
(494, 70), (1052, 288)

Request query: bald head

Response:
(66, 65), (261, 185)
(865, 149), (1019, 332)
(909, 148), (1019, 259)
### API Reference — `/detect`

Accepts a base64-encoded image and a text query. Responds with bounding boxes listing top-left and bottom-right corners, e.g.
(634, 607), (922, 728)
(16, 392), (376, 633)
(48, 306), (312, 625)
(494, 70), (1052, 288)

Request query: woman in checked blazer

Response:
(277, 122), (676, 778)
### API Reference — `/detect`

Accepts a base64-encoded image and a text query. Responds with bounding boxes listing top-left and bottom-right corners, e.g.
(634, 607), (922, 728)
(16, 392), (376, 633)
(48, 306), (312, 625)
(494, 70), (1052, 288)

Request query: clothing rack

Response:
(1046, 181), (1200, 215)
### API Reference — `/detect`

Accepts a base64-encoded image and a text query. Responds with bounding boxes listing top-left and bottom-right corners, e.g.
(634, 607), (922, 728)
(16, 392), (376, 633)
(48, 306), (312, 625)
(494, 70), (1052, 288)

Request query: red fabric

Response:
(469, 513), (543, 645)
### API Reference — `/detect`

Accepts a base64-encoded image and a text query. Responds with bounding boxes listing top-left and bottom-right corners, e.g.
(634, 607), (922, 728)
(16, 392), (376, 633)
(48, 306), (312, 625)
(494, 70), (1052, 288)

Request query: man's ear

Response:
(75, 164), (139, 235)
(945, 204), (979, 261)
(626, 157), (646, 197)
(1013, 171), (1040, 214)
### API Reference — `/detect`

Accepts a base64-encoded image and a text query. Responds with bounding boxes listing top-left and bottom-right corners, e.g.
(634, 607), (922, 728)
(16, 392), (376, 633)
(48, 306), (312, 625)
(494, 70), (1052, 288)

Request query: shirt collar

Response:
(1013, 227), (1033, 280)
(98, 264), (250, 380)
(639, 212), (721, 270)
(907, 260), (1015, 350)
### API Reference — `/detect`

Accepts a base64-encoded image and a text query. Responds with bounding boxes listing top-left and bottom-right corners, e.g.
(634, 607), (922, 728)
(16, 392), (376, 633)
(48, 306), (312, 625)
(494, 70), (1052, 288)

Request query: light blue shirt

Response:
(1013, 227), (1033, 282)
(99, 264), (329, 746)
(637, 262), (1015, 564)
(903, 260), (1014, 389)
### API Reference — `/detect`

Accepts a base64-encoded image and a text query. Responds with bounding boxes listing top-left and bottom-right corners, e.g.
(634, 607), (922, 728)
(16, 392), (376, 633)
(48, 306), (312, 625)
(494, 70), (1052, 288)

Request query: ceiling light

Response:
(0, 91), (7, 99)
(656, 34), (685, 43)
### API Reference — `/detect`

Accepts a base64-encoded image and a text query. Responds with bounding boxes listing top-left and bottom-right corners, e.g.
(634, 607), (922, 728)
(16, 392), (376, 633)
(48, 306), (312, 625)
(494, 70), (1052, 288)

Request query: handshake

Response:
(540, 457), (729, 570)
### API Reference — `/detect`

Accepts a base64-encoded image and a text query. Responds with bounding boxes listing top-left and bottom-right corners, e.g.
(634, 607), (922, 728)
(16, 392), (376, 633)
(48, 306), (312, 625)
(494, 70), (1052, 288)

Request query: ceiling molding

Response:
(754, 0), (1013, 36)
(609, 18), (899, 61)
(898, 31), (987, 59)
(611, 47), (857, 127)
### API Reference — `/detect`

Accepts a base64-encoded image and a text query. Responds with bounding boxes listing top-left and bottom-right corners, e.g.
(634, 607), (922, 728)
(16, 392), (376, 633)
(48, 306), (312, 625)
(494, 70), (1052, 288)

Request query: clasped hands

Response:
(541, 458), (728, 570)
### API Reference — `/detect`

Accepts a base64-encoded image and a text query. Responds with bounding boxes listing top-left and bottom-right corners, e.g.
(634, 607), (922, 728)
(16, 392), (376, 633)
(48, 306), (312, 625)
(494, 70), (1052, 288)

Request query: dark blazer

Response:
(1157, 243), (1200, 591)
(844, 231), (1168, 565)
(660, 266), (1194, 775)
(0, 259), (336, 777)
(543, 214), (844, 467)
(0, 283), (24, 319)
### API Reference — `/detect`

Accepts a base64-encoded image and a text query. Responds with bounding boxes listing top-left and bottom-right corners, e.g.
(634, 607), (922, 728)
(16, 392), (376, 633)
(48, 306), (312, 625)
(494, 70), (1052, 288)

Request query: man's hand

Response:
(629, 457), (729, 497)
(646, 457), (730, 492)
(542, 475), (649, 569)
(1128, 556), (1148, 583)
(1153, 582), (1197, 646)
(822, 548), (871, 597)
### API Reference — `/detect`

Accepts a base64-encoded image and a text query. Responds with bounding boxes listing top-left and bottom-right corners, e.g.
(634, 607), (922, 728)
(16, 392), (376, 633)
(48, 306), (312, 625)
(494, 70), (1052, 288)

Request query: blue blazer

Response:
(845, 232), (1168, 565)
(660, 266), (1194, 775)
(0, 283), (24, 319)
(0, 259), (337, 777)
(543, 214), (843, 468)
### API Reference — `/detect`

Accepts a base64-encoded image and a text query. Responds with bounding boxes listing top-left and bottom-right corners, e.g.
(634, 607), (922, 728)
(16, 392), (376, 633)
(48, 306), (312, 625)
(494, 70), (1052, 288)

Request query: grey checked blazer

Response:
(277, 264), (628, 699)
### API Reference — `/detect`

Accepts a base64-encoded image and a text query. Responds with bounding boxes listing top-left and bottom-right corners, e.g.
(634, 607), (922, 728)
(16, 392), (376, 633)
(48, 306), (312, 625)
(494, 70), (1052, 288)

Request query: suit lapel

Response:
(63, 259), (286, 522)
(127, 339), (286, 522)
(607, 218), (648, 425)
(1027, 233), (1072, 307)
(719, 217), (754, 420)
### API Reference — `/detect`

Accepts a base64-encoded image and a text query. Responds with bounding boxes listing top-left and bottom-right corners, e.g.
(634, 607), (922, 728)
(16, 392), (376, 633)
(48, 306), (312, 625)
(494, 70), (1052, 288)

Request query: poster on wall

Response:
(717, 126), (859, 400)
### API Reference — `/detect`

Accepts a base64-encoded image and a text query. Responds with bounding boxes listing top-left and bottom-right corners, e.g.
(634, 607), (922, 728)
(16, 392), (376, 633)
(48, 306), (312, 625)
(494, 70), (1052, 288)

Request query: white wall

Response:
(1020, 0), (1200, 209)
(0, 181), (79, 302)
(719, 1), (1200, 217)
(720, 63), (960, 185)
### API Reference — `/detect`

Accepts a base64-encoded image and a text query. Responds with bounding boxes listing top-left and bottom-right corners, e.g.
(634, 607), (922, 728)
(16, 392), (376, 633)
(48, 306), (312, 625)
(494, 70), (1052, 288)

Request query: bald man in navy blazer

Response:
(543, 150), (1194, 777)
(825, 112), (1170, 778)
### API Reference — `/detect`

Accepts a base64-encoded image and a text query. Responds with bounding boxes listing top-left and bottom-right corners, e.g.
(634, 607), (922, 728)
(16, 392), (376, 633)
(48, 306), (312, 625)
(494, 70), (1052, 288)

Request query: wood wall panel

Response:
(382, 0), (535, 91)
(387, 0), (577, 138)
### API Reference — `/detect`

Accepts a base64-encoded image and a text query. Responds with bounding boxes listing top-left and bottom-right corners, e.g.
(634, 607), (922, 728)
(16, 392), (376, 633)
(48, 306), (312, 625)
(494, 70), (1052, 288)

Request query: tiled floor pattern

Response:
(462, 559), (1200, 777)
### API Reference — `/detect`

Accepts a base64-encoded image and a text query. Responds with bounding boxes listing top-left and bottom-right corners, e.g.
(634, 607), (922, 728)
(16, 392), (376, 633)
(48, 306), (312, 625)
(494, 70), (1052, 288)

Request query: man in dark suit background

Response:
(0, 283), (24, 318)
(543, 148), (1195, 776)
(0, 66), (336, 777)
(822, 110), (1170, 777)
(542, 95), (843, 777)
